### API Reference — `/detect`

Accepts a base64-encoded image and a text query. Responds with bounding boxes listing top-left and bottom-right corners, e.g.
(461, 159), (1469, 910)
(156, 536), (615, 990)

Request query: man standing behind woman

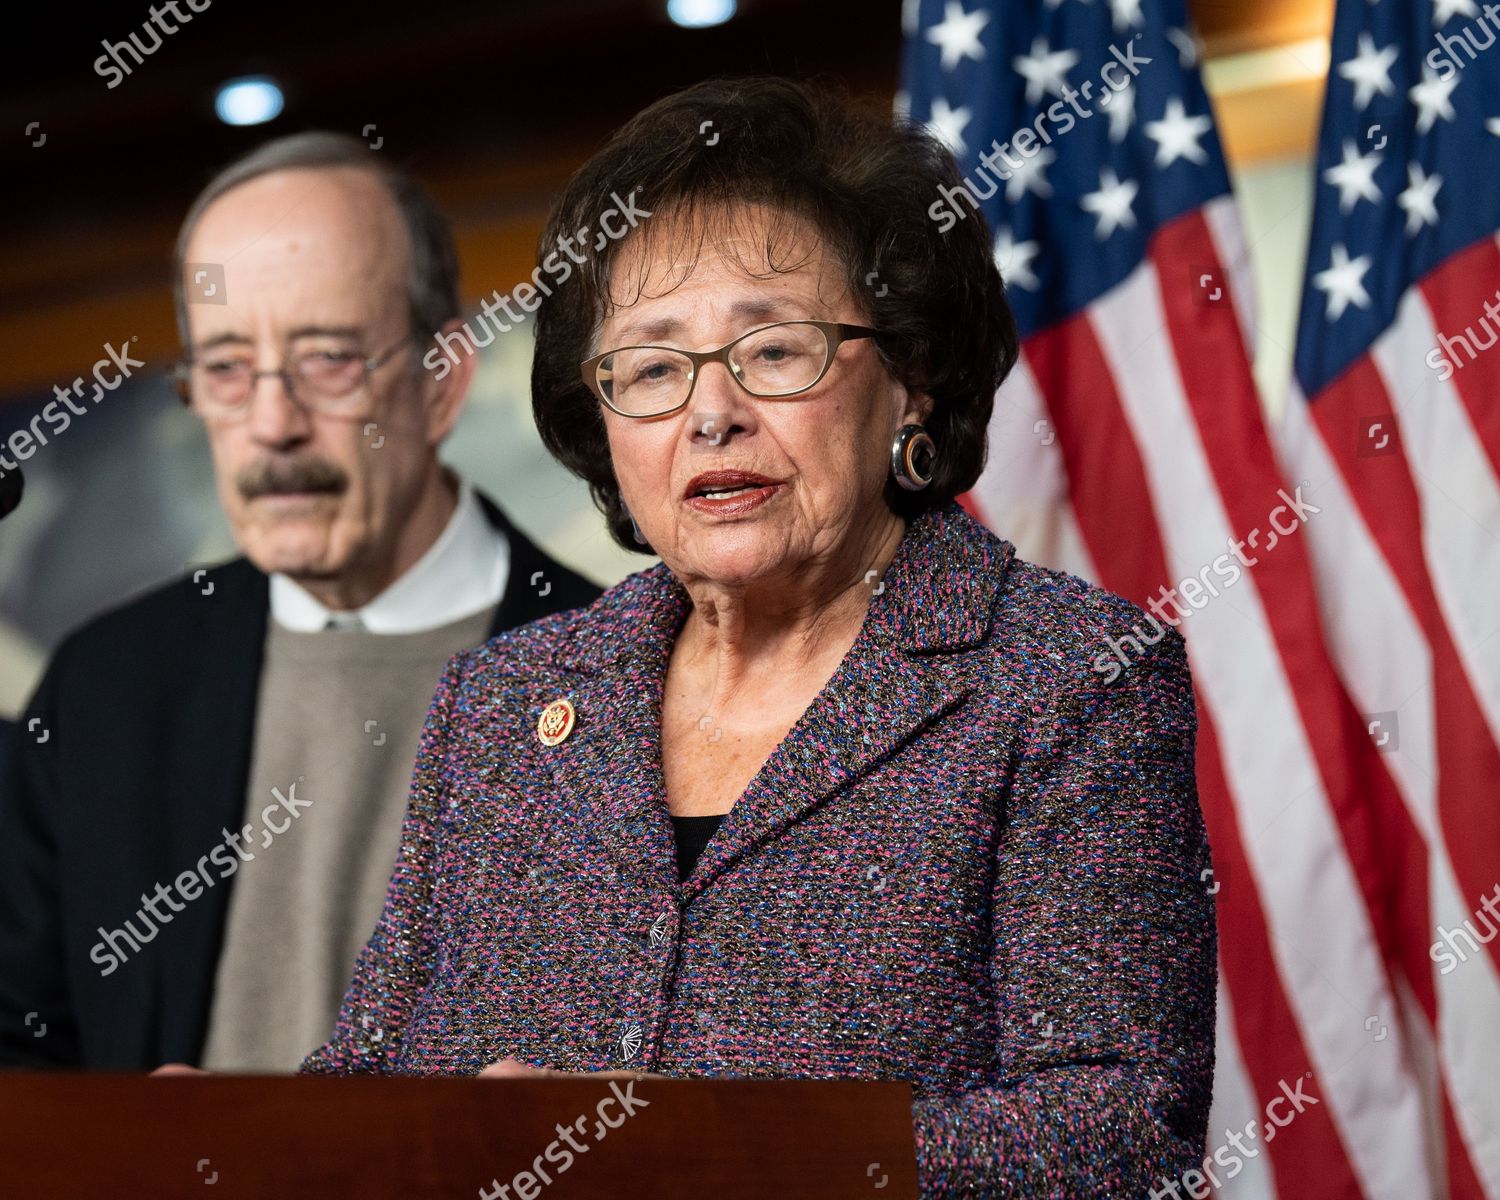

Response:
(0, 135), (598, 1072)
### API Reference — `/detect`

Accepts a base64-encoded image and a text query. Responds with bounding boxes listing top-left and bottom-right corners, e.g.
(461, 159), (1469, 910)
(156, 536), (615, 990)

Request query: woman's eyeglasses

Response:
(580, 320), (883, 419)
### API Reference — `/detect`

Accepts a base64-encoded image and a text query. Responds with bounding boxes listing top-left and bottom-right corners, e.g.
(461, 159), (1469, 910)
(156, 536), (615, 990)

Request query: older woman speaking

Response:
(302, 77), (1217, 1195)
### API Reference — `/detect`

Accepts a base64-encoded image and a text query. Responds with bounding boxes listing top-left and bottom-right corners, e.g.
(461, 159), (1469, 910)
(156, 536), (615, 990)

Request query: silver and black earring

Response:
(890, 424), (936, 491)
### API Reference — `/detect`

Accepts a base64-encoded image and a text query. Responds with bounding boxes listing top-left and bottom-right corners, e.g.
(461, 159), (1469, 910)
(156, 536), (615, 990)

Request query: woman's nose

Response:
(684, 361), (754, 445)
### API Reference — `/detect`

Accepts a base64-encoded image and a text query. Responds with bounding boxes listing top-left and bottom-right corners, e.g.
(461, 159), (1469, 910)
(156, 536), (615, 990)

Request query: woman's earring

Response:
(890, 424), (937, 491)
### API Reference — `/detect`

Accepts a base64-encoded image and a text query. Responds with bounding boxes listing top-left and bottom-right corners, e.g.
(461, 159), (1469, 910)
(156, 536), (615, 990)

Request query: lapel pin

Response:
(537, 698), (576, 747)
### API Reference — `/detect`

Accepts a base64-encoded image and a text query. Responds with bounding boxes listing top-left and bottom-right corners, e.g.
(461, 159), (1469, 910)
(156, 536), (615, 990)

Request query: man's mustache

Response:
(237, 458), (349, 501)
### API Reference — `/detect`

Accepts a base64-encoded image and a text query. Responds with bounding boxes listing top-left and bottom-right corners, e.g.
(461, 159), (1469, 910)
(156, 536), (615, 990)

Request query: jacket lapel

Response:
(687, 506), (1009, 894)
(152, 559), (269, 1063)
(535, 504), (1013, 900)
(685, 638), (971, 896)
(538, 569), (688, 895)
(475, 492), (597, 637)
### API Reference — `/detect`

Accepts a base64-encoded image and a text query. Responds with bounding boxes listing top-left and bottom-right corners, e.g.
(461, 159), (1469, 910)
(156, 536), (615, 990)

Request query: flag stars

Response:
(1013, 36), (1079, 105)
(925, 97), (973, 154)
(1005, 146), (1056, 201)
(1489, 116), (1500, 136)
(993, 228), (1041, 291)
(1108, 0), (1144, 32)
(925, 0), (990, 71)
(1081, 168), (1139, 238)
(1397, 162), (1442, 234)
(1323, 138), (1384, 213)
(1431, 0), (1478, 25)
(1145, 97), (1213, 166)
(1338, 32), (1398, 112)
(1166, 26), (1201, 69)
(1409, 65), (1459, 134)
(1104, 81), (1136, 143)
(1314, 243), (1374, 321)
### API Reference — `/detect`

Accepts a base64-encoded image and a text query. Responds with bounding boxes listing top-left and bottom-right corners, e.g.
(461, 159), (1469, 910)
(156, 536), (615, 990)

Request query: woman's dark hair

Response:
(531, 75), (1019, 553)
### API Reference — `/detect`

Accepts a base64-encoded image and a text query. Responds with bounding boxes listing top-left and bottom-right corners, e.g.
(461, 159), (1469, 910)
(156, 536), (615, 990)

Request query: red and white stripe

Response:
(965, 196), (1498, 1197)
(1273, 228), (1500, 1199)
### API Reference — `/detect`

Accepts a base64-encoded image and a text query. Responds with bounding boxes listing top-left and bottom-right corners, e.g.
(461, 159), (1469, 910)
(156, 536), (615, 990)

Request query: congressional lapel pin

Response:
(537, 698), (576, 747)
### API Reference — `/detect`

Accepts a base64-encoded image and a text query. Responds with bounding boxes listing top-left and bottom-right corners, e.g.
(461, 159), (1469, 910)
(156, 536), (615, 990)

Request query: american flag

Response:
(902, 0), (1497, 1196)
(1275, 0), (1500, 1196)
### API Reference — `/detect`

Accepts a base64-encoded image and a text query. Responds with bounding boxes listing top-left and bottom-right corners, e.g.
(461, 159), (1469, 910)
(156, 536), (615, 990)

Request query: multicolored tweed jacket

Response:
(301, 501), (1216, 1197)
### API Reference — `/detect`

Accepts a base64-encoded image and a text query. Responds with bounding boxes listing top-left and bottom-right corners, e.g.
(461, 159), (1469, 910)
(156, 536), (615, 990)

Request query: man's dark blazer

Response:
(0, 493), (600, 1069)
(0, 720), (12, 803)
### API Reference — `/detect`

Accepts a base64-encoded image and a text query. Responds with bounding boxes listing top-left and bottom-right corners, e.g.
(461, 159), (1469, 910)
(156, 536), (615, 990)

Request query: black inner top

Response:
(670, 813), (726, 881)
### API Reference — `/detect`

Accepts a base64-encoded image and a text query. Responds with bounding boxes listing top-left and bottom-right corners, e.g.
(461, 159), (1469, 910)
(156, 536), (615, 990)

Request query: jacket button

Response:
(647, 911), (671, 948)
(619, 1022), (644, 1062)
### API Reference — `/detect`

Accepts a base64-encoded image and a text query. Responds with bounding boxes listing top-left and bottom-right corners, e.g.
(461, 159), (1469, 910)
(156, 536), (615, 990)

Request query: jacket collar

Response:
(537, 502), (1016, 899)
(553, 501), (1014, 677)
(476, 492), (592, 638)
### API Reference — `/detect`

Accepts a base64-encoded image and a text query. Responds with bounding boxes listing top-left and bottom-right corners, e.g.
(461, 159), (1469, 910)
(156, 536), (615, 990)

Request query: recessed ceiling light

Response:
(666, 0), (737, 29)
(214, 76), (285, 127)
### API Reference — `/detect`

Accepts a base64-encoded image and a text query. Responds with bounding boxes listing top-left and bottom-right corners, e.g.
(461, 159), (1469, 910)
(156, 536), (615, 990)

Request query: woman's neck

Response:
(673, 513), (906, 702)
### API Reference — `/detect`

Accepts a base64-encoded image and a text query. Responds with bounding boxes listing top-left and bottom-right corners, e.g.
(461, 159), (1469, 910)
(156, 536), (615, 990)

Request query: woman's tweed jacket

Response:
(302, 501), (1217, 1197)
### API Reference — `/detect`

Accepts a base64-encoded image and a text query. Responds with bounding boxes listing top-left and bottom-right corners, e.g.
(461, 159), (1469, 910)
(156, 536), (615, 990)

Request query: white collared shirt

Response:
(269, 479), (509, 634)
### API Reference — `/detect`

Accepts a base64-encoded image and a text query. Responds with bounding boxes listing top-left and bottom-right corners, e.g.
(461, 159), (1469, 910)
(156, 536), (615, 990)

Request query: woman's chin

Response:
(669, 530), (796, 591)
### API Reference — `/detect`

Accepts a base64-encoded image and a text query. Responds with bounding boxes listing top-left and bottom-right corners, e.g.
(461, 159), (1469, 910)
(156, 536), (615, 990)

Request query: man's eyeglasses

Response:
(580, 320), (884, 419)
(173, 336), (413, 420)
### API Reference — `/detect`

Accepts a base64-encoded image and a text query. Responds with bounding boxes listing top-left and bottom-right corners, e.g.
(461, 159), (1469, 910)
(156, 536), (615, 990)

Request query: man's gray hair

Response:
(172, 131), (460, 346)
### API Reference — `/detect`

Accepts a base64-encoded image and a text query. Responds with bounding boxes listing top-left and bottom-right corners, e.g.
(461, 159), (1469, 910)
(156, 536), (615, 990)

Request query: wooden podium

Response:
(0, 1074), (920, 1197)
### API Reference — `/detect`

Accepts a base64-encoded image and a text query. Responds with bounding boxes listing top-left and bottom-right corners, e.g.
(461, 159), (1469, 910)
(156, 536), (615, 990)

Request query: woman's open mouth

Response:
(683, 471), (781, 515)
